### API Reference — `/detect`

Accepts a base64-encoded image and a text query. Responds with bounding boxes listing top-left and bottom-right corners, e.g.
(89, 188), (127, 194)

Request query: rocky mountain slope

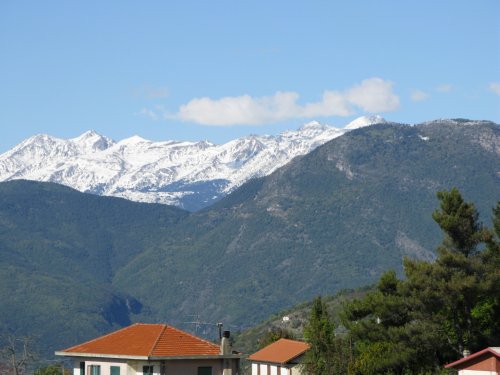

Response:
(114, 119), (498, 329)
(0, 118), (497, 358)
(0, 116), (385, 211)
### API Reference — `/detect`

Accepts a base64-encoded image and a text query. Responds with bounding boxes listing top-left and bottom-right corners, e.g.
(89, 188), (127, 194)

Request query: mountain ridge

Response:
(0, 117), (386, 211)
(112, 119), (499, 329)
(0, 118), (498, 359)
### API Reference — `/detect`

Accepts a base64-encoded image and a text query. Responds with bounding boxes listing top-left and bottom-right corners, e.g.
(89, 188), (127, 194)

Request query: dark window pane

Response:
(197, 367), (212, 375)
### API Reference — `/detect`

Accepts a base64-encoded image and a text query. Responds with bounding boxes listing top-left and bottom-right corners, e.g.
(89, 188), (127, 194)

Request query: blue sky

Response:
(1, 0), (499, 152)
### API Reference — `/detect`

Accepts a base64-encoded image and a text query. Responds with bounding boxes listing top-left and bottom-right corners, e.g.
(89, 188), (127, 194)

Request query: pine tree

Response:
(414, 189), (494, 355)
(342, 189), (500, 374)
(303, 296), (336, 375)
(432, 188), (489, 257)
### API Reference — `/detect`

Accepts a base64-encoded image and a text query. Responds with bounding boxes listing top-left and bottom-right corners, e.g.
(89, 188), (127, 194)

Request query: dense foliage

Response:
(33, 364), (69, 375)
(302, 297), (338, 374)
(0, 181), (187, 356)
(339, 189), (500, 374)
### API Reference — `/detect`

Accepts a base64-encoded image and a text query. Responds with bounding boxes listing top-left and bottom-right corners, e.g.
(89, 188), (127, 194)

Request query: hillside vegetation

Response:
(0, 181), (187, 354)
(0, 119), (498, 358)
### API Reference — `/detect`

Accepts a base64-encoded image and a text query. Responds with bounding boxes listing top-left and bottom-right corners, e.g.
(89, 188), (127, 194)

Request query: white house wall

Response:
(72, 358), (128, 375)
(162, 359), (224, 374)
(251, 363), (304, 375)
(459, 370), (499, 375)
(71, 358), (234, 375)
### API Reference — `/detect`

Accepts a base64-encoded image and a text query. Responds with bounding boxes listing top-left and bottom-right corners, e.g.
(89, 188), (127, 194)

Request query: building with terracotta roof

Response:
(445, 347), (500, 375)
(247, 338), (310, 375)
(55, 323), (241, 375)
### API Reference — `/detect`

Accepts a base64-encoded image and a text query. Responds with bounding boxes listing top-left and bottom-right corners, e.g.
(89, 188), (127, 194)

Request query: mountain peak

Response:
(344, 115), (387, 130)
(78, 129), (100, 137)
(0, 123), (349, 210)
(71, 130), (114, 151)
(120, 135), (149, 144)
(301, 120), (322, 129)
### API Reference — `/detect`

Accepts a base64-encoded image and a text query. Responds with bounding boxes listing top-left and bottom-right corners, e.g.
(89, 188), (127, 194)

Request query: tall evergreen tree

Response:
(303, 296), (336, 375)
(432, 188), (489, 257)
(342, 189), (499, 374)
(408, 189), (495, 355)
(477, 202), (500, 344)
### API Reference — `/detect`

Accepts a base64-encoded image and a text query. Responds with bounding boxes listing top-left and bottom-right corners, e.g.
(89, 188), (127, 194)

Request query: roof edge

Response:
(248, 349), (308, 365)
(445, 348), (500, 369)
(247, 339), (310, 364)
(55, 352), (242, 361)
(149, 354), (243, 360)
(55, 352), (149, 360)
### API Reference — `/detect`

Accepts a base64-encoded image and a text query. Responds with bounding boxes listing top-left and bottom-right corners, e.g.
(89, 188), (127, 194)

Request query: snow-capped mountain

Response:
(344, 115), (388, 130)
(0, 116), (386, 210)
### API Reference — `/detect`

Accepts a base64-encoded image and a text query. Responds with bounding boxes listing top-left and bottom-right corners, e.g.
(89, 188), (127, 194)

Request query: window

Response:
(197, 367), (212, 375)
(79, 362), (85, 375)
(143, 365), (153, 375)
(110, 367), (120, 375)
(87, 365), (100, 375)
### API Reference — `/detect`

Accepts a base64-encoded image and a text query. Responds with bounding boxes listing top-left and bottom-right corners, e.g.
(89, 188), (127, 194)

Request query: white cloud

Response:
(411, 90), (429, 102)
(175, 91), (306, 125)
(164, 77), (399, 126)
(435, 84), (453, 93)
(489, 82), (500, 96)
(346, 78), (400, 112)
(301, 90), (352, 117)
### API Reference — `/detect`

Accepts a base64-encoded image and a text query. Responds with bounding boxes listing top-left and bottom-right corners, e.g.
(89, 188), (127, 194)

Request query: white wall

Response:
(251, 363), (296, 375)
(71, 358), (237, 375)
(72, 358), (128, 375)
(460, 370), (498, 375)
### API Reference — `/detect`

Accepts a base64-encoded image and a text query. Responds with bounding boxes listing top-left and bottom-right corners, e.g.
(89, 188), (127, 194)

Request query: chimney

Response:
(220, 330), (231, 355)
(463, 349), (470, 358)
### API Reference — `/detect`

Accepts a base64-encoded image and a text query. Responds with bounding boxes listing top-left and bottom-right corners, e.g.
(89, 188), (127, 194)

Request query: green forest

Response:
(266, 189), (499, 374)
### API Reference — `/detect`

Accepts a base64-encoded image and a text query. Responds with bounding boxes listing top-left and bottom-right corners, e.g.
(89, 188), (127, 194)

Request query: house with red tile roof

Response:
(445, 347), (500, 375)
(247, 338), (310, 375)
(55, 323), (241, 375)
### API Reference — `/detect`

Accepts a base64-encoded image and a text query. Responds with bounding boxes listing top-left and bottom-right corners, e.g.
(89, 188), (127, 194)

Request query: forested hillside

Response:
(0, 119), (498, 359)
(116, 120), (499, 329)
(0, 181), (187, 355)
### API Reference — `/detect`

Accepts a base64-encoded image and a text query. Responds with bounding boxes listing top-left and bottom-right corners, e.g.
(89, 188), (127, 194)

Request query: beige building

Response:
(55, 323), (241, 375)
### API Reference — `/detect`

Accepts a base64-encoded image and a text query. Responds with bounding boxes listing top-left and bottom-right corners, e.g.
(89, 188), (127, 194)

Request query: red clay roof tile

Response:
(248, 338), (310, 364)
(60, 323), (220, 358)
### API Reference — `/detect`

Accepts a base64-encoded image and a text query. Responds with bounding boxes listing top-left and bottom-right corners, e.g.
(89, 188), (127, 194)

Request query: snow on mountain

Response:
(344, 115), (387, 130)
(0, 117), (378, 210)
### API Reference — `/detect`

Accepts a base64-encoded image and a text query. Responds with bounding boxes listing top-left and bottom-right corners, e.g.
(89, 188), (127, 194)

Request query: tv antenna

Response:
(181, 315), (224, 339)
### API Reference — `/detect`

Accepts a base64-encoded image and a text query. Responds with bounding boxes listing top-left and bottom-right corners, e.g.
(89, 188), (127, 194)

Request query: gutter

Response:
(55, 352), (242, 361)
